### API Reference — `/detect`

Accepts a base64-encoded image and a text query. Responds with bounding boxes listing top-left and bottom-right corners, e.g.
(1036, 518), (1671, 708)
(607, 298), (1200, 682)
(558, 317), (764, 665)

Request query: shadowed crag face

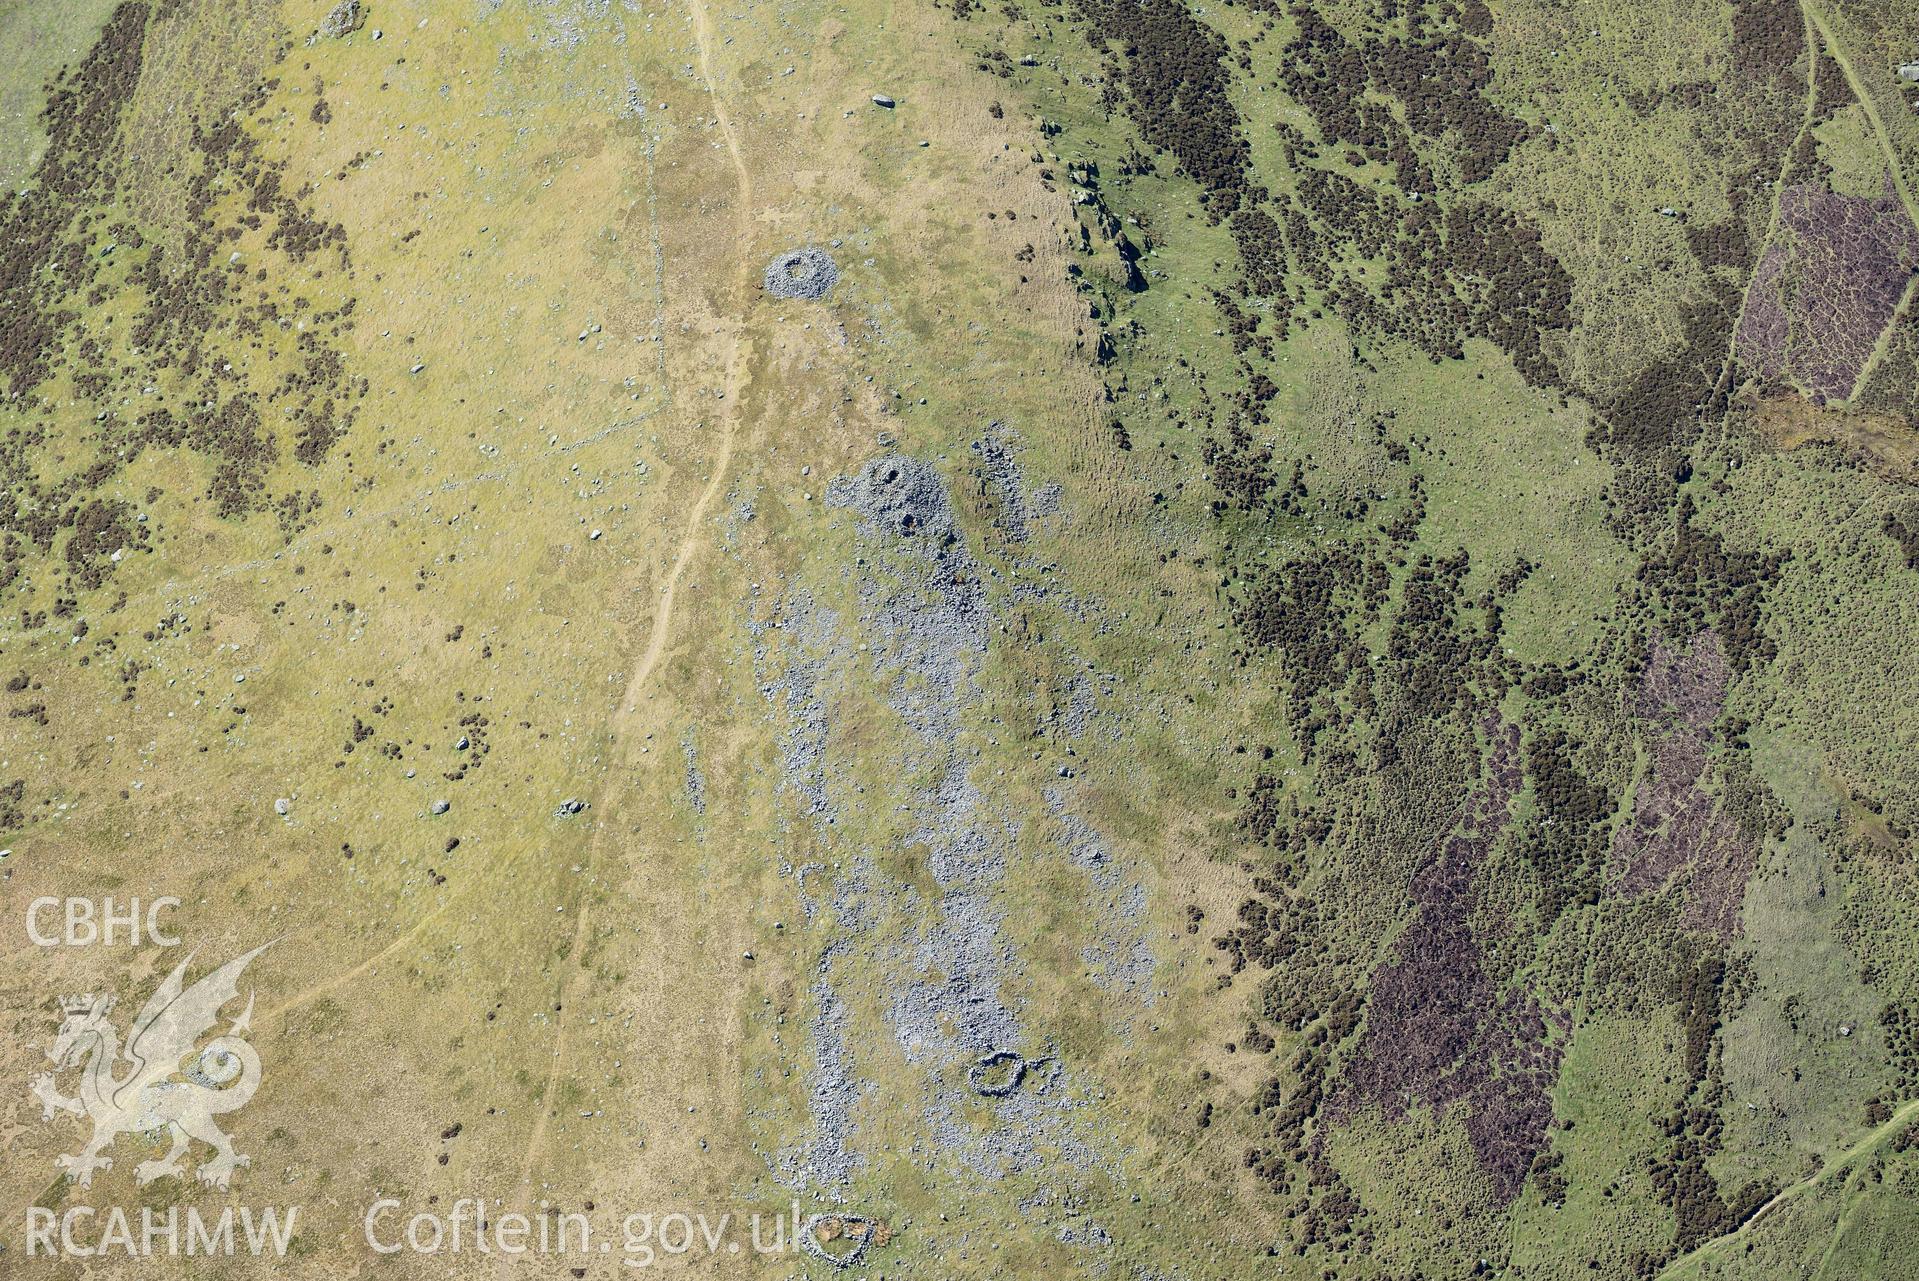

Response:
(3, 0), (1919, 1277)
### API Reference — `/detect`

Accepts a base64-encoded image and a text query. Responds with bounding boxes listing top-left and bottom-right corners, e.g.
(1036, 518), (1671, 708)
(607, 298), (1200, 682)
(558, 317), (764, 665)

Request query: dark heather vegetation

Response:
(0, 0), (360, 615)
(8, 0), (1919, 1277)
(946, 0), (1919, 1272)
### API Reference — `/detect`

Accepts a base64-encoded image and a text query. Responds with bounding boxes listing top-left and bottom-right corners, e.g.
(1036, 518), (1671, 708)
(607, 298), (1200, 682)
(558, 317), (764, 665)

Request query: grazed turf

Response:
(2, 0), (1917, 1277)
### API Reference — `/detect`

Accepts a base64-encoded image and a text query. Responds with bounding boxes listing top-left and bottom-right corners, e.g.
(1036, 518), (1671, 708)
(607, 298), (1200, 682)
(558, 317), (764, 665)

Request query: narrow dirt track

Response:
(501, 0), (760, 1234)
(617, 0), (755, 722)
(1656, 1096), (1919, 1279)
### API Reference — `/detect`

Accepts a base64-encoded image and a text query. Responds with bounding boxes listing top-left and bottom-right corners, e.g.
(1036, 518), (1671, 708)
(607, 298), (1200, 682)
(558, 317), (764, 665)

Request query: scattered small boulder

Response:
(871, 93), (896, 108)
(273, 798), (291, 817)
(555, 798), (588, 817)
(429, 799), (450, 815)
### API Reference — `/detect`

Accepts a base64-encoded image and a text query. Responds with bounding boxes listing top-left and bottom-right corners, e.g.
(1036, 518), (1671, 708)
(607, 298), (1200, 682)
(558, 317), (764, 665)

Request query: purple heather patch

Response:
(1735, 176), (1919, 403)
(1611, 632), (1758, 941)
(1331, 716), (1567, 1204)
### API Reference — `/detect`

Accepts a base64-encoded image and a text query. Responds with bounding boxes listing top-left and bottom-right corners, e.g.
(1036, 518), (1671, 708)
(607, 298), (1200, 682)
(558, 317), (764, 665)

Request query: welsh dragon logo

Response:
(31, 943), (272, 1190)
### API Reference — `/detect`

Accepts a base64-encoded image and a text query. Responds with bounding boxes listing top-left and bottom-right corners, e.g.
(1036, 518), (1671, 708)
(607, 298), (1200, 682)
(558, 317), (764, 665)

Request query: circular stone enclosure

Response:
(828, 454), (957, 545)
(763, 246), (839, 300)
(967, 1049), (1027, 1097)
